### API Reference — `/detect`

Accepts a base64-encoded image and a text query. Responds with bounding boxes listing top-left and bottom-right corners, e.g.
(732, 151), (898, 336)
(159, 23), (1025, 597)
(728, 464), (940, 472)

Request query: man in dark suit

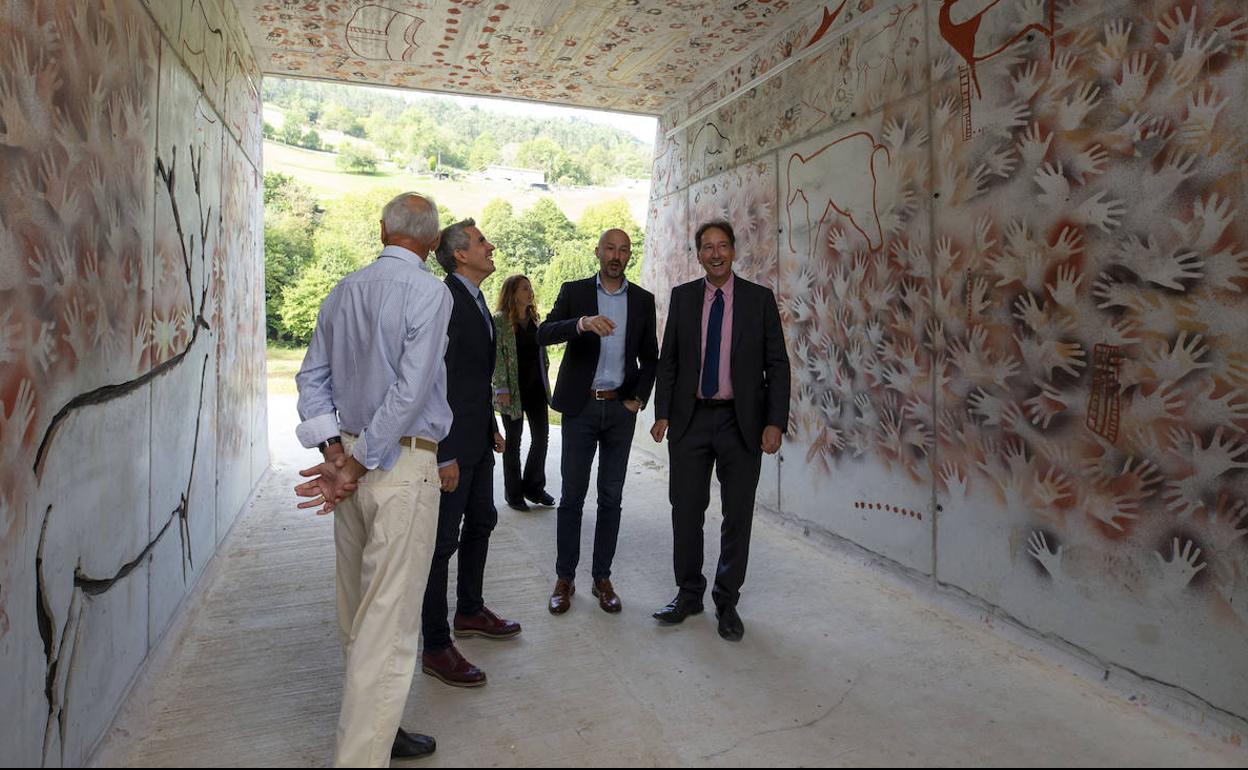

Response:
(650, 220), (791, 641)
(538, 229), (658, 615)
(421, 219), (520, 688)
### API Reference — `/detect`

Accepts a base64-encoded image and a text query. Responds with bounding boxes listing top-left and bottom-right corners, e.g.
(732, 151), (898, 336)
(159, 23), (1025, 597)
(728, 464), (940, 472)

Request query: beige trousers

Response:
(332, 437), (440, 768)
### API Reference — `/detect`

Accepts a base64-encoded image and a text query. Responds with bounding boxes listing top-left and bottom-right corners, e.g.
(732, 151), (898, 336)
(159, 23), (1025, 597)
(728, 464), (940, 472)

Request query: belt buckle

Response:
(594, 390), (607, 400)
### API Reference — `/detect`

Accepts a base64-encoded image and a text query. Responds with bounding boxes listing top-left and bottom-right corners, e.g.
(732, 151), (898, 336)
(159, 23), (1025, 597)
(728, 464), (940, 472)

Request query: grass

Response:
(267, 343), (305, 396)
(263, 140), (649, 225)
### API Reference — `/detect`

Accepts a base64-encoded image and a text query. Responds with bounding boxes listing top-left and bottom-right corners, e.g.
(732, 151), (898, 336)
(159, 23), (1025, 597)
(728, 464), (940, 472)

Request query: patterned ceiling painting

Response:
(237, 0), (816, 113)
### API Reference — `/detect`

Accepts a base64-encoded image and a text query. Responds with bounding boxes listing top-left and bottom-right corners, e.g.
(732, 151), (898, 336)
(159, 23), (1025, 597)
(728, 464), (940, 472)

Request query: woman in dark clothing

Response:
(493, 275), (554, 511)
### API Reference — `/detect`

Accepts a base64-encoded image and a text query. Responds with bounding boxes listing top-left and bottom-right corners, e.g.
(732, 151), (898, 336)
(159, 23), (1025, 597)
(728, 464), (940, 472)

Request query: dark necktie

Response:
(474, 291), (494, 340)
(701, 288), (724, 398)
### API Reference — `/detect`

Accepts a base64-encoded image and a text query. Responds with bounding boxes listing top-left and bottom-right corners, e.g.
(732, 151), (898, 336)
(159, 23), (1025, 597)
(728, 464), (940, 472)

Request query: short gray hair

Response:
(381, 192), (439, 243)
(435, 218), (477, 274)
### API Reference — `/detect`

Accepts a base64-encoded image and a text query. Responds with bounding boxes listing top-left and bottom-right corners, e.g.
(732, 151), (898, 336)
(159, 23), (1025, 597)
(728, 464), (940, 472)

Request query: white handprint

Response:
(1067, 144), (1108, 184)
(1016, 122), (1052, 168)
(1026, 531), (1064, 578)
(1152, 538), (1206, 597)
(1114, 53), (1156, 107)
(1057, 82), (1101, 131)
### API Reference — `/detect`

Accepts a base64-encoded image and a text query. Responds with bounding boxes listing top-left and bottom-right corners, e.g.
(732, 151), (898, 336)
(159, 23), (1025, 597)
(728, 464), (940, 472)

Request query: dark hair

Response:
(434, 218), (476, 274)
(695, 220), (735, 250)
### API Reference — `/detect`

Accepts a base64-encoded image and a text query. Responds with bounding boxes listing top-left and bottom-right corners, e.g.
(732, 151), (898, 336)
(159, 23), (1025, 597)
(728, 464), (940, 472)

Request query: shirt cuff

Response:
(295, 413), (340, 449)
(351, 433), (381, 471)
(438, 459), (456, 468)
(495, 388), (511, 395)
(577, 316), (586, 333)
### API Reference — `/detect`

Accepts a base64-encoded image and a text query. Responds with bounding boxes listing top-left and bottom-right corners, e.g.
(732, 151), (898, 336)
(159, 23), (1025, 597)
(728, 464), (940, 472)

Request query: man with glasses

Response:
(650, 220), (791, 642)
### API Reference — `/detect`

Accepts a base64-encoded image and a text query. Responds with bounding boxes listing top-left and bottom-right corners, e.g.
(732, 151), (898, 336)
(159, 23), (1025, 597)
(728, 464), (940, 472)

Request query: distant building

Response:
(482, 165), (546, 186)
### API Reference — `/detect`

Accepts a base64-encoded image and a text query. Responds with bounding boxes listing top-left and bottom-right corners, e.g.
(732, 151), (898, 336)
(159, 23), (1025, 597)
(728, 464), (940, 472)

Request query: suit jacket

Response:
(654, 275), (791, 452)
(537, 277), (658, 417)
(491, 311), (550, 420)
(439, 275), (500, 467)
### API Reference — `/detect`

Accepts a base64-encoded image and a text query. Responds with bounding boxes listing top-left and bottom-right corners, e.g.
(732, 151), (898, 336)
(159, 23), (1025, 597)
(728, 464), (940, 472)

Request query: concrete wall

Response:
(643, 0), (1248, 723)
(0, 0), (266, 765)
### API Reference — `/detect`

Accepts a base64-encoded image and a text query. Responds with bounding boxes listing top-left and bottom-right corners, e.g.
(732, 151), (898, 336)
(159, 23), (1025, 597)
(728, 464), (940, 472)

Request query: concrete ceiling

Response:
(239, 0), (811, 115)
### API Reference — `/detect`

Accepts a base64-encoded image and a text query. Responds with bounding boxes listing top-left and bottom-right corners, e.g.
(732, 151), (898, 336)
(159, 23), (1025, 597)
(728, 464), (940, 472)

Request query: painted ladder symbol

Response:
(958, 65), (973, 141)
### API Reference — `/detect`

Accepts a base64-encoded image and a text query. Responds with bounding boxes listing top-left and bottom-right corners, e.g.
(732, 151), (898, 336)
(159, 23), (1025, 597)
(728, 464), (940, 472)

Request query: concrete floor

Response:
(93, 395), (1248, 767)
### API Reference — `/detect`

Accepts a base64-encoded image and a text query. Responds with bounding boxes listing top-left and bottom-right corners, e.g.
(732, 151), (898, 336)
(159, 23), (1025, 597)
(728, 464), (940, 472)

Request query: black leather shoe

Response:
(392, 727), (436, 759)
(652, 594), (703, 624)
(525, 490), (556, 507)
(716, 604), (744, 642)
(506, 498), (530, 511)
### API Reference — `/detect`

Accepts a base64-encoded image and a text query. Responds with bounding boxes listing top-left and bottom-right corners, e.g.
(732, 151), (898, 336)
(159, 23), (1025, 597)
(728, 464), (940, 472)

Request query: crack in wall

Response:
(31, 139), (217, 766)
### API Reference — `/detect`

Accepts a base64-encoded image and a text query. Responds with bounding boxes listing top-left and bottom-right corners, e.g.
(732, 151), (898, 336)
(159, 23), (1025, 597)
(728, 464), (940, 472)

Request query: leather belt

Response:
(343, 433), (437, 453)
(696, 398), (734, 408)
(591, 389), (619, 400)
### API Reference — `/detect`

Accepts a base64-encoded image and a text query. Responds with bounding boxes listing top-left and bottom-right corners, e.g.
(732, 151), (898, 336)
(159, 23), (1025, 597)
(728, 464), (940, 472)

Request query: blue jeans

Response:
(555, 399), (637, 580)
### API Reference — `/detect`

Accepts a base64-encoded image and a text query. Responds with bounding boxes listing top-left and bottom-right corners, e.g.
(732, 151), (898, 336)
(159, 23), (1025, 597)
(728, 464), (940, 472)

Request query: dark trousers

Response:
(422, 449), (497, 651)
(555, 399), (637, 581)
(502, 393), (549, 502)
(669, 402), (761, 609)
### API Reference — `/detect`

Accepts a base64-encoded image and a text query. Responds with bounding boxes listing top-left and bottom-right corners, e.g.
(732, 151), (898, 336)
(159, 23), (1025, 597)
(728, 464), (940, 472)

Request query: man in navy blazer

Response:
(650, 220), (791, 642)
(538, 229), (658, 615)
(420, 219), (521, 689)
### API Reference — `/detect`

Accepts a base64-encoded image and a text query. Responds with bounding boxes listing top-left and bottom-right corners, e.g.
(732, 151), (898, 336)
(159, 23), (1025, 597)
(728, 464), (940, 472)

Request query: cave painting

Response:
(939, 0), (1056, 99)
(785, 131), (891, 256)
(346, 5), (425, 62)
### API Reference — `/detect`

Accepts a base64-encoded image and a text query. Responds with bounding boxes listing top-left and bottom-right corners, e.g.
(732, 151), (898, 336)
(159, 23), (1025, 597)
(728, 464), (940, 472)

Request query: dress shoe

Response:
(392, 727), (436, 759)
(591, 578), (622, 613)
(652, 594), (703, 624)
(421, 645), (486, 687)
(506, 498), (531, 511)
(549, 578), (574, 614)
(716, 604), (744, 642)
(525, 490), (556, 507)
(453, 607), (521, 640)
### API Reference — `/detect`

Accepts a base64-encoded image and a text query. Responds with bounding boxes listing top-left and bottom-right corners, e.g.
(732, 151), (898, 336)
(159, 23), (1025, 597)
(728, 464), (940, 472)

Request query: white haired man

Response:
(294, 192), (450, 766)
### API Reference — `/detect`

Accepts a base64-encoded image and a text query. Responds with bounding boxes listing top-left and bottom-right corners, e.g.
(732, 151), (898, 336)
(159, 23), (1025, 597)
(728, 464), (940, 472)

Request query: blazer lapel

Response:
(730, 277), (744, 356)
(689, 279), (705, 370)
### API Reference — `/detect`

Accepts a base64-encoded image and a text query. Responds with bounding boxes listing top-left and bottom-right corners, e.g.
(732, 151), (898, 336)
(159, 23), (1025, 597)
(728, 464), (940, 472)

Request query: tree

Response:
(278, 260), (349, 343)
(263, 173), (321, 339)
(468, 133), (500, 170)
(336, 141), (379, 174)
(301, 129), (323, 151)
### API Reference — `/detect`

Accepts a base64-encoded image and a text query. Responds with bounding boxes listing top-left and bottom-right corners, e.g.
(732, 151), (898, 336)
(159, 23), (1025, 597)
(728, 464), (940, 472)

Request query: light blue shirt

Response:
(295, 245), (454, 471)
(591, 275), (628, 391)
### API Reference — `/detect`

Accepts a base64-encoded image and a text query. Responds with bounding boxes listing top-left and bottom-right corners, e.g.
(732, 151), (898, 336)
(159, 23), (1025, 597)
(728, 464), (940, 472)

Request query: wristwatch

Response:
(318, 436), (343, 454)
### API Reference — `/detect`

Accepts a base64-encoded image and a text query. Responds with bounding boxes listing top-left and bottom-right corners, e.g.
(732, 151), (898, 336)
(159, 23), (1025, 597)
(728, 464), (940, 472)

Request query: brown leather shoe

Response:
(453, 607), (521, 640)
(421, 646), (486, 688)
(591, 578), (622, 613)
(549, 579), (574, 614)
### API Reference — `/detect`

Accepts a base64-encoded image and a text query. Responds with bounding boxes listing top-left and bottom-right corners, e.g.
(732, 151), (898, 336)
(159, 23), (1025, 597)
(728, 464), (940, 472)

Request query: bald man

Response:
(537, 229), (658, 615)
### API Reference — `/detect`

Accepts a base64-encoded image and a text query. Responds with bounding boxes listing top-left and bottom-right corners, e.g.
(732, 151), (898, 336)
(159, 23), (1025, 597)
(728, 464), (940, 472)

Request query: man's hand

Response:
(439, 460), (460, 493)
(762, 425), (783, 454)
(651, 418), (669, 443)
(623, 399), (641, 413)
(494, 432), (506, 453)
(295, 455), (363, 515)
(497, 393), (512, 408)
(581, 315), (617, 337)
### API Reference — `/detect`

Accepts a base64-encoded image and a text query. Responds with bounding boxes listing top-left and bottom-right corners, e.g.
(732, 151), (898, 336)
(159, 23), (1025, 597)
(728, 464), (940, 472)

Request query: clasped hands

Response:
(295, 446), (366, 515)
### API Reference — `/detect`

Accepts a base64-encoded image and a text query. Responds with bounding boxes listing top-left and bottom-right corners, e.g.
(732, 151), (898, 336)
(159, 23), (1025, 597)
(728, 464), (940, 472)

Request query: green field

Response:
(263, 140), (649, 225)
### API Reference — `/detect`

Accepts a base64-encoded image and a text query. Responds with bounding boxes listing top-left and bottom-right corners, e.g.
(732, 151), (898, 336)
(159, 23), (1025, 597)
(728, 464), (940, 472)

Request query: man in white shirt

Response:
(294, 192), (451, 766)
